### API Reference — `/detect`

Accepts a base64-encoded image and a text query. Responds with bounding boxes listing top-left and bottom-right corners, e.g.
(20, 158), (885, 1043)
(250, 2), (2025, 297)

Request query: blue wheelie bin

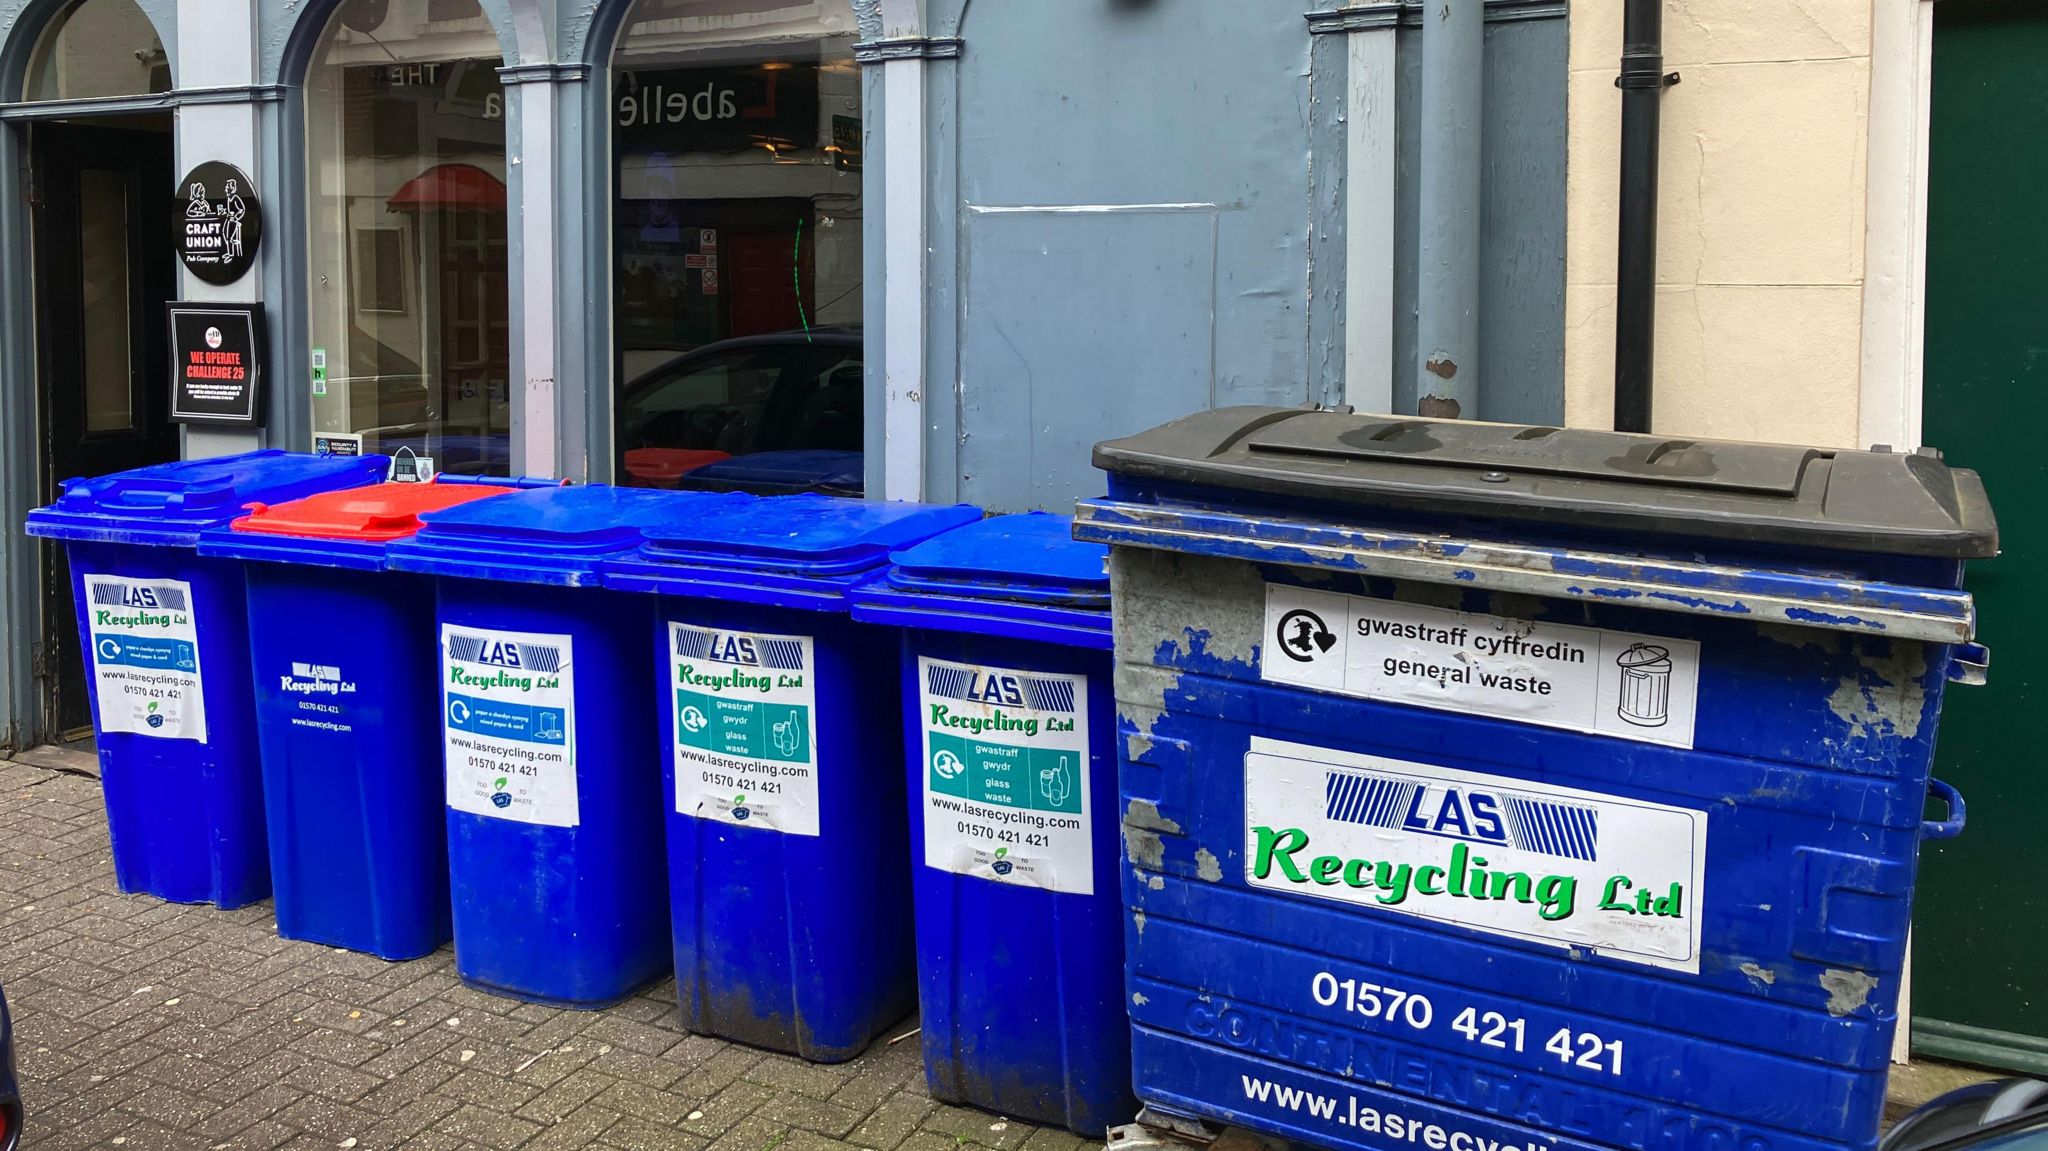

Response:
(196, 480), (529, 959)
(385, 484), (747, 1006)
(602, 494), (982, 1061)
(25, 451), (388, 907)
(1074, 409), (1998, 1151)
(849, 512), (1135, 1133)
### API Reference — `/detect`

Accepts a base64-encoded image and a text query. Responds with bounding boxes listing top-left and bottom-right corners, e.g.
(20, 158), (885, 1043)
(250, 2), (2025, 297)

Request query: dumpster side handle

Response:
(1922, 779), (1966, 841)
(1946, 642), (1990, 686)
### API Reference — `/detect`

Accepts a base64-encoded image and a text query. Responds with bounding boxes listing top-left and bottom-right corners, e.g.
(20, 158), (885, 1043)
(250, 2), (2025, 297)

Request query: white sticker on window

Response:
(1262, 586), (1701, 748)
(670, 623), (820, 836)
(1245, 736), (1708, 972)
(920, 657), (1093, 895)
(83, 574), (207, 742)
(442, 625), (578, 827)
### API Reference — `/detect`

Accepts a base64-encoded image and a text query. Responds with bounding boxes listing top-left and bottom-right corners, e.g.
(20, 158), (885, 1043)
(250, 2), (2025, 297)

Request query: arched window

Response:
(303, 0), (510, 475)
(608, 0), (864, 487)
(22, 0), (171, 101)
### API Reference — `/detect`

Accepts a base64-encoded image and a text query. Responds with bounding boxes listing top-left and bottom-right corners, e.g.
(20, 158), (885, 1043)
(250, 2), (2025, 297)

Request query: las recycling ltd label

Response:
(442, 625), (578, 827)
(921, 657), (1093, 894)
(1263, 585), (1701, 748)
(671, 623), (819, 835)
(1245, 736), (1707, 972)
(275, 660), (359, 736)
(84, 574), (207, 741)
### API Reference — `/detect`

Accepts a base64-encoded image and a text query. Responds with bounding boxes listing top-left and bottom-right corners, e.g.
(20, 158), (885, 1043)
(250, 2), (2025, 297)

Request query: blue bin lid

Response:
(385, 485), (749, 587)
(678, 450), (864, 495)
(887, 513), (1109, 606)
(849, 513), (1112, 648)
(603, 494), (983, 609)
(25, 450), (390, 548)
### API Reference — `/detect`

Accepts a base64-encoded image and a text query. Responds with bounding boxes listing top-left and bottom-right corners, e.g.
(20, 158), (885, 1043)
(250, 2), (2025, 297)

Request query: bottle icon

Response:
(771, 710), (802, 757)
(1615, 644), (1673, 727)
(1039, 755), (1074, 808)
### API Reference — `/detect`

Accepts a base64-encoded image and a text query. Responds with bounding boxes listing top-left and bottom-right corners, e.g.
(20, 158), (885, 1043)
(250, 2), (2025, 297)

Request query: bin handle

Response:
(1947, 642), (1990, 686)
(1922, 778), (1966, 841)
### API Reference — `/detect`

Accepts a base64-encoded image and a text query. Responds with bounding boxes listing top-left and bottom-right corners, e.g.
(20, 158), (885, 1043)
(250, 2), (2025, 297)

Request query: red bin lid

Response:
(230, 480), (515, 542)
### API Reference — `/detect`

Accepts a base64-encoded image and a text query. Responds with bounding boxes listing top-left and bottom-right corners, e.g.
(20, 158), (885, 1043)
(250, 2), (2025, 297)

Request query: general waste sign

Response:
(168, 304), (265, 426)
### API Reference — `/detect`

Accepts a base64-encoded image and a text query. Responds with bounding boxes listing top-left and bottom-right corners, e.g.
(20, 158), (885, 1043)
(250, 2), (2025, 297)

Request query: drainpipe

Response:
(1415, 0), (1483, 420)
(1613, 0), (1678, 433)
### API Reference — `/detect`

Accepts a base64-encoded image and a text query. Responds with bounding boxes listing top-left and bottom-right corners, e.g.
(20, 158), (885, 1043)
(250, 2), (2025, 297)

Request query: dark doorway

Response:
(1912, 0), (2048, 1074)
(30, 119), (180, 739)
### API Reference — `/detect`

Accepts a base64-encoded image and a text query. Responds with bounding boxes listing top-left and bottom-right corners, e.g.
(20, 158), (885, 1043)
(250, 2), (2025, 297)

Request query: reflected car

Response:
(2, 983), (19, 1151)
(616, 328), (863, 493)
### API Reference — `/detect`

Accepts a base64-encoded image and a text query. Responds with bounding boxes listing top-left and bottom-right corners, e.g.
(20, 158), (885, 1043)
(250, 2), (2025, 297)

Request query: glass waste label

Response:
(1245, 736), (1708, 972)
(84, 574), (207, 741)
(442, 625), (578, 827)
(1262, 585), (1702, 748)
(670, 623), (819, 836)
(920, 657), (1093, 895)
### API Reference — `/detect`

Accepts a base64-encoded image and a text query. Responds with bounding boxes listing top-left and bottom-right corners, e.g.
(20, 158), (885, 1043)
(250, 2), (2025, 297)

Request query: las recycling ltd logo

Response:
(674, 627), (805, 670)
(925, 664), (1076, 713)
(448, 633), (563, 672)
(90, 580), (187, 612)
(1326, 769), (1599, 862)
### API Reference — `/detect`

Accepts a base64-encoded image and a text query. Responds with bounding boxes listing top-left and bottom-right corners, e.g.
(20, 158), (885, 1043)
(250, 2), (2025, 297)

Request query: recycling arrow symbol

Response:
(1276, 609), (1338, 664)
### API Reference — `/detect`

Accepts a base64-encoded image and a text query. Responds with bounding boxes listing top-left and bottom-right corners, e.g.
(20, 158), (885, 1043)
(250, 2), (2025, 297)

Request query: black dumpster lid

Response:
(1091, 407), (2000, 559)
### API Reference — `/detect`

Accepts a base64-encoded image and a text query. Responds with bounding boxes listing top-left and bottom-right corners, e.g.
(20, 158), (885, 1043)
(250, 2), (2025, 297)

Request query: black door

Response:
(31, 121), (180, 739)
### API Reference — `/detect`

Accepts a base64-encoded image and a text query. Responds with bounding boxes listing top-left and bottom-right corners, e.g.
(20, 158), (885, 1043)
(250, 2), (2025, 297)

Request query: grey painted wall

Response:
(927, 0), (1313, 512)
(913, 0), (1568, 514)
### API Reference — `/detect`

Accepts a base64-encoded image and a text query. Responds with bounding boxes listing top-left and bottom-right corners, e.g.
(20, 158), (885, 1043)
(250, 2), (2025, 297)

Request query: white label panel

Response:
(670, 623), (820, 836)
(84, 574), (207, 741)
(1263, 586), (1701, 748)
(1245, 736), (1708, 972)
(919, 657), (1094, 895)
(443, 625), (579, 827)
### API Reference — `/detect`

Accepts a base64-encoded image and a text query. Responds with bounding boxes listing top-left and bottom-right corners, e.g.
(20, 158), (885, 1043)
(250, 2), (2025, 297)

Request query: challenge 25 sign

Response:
(167, 305), (265, 426)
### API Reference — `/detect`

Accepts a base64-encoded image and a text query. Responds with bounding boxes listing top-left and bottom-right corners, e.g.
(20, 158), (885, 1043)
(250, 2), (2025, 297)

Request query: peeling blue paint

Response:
(1647, 591), (1754, 615)
(1787, 607), (1886, 631)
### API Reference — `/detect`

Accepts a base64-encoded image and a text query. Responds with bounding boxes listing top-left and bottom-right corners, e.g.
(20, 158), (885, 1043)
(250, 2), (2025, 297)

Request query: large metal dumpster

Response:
(1075, 408), (1996, 1151)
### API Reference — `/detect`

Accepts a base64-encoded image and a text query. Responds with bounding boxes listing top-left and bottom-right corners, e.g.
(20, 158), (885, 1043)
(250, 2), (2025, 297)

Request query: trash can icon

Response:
(1616, 642), (1673, 727)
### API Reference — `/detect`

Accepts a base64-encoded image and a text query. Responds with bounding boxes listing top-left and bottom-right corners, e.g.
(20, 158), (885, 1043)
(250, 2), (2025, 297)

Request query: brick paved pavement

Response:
(0, 758), (1094, 1151)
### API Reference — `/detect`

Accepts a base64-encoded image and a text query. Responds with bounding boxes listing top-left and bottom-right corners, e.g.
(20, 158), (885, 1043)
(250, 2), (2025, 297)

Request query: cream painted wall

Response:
(1564, 0), (1873, 447)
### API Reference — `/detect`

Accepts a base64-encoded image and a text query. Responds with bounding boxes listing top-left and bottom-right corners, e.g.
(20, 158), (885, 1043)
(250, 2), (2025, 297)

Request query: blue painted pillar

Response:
(1416, 0), (1483, 419)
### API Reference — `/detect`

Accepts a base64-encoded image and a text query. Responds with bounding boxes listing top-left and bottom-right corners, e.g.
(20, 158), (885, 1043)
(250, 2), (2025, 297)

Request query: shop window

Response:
(23, 0), (171, 101)
(610, 0), (863, 488)
(304, 0), (509, 475)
